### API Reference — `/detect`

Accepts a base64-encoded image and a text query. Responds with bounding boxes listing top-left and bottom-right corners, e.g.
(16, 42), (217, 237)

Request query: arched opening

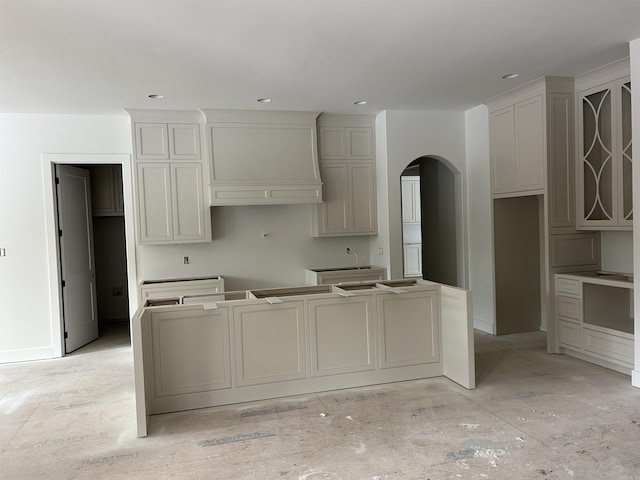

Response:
(400, 156), (460, 287)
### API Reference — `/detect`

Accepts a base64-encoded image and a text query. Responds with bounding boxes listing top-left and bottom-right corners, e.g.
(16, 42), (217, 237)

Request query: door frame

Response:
(42, 153), (137, 357)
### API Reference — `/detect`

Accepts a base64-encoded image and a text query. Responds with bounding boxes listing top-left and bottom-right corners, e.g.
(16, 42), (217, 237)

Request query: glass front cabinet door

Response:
(577, 77), (632, 229)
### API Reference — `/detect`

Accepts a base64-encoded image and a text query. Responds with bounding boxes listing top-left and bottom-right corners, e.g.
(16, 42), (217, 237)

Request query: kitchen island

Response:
(132, 279), (475, 437)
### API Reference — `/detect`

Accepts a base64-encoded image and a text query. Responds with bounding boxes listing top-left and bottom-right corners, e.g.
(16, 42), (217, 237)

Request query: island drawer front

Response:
(558, 320), (582, 349)
(583, 328), (634, 365)
(557, 277), (580, 296)
(557, 295), (581, 321)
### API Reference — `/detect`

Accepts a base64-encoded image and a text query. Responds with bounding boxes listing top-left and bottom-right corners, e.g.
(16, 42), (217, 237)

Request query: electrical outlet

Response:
(378, 247), (383, 255)
(346, 247), (352, 254)
(183, 256), (190, 265)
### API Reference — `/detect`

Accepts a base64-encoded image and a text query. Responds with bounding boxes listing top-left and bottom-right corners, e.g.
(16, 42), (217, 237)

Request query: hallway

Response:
(1, 326), (639, 479)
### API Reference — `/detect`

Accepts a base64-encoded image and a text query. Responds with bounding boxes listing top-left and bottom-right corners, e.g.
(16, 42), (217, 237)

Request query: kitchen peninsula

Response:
(132, 279), (475, 437)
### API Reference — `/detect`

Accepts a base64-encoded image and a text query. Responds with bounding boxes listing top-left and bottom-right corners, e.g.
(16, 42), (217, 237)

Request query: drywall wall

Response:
(600, 231), (633, 274)
(373, 111), (467, 284)
(630, 37), (640, 388)
(464, 105), (495, 333)
(136, 205), (372, 291)
(0, 113), (132, 362)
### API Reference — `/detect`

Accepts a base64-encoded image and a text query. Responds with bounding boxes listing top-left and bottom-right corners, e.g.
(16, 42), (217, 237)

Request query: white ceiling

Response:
(2, 0), (640, 115)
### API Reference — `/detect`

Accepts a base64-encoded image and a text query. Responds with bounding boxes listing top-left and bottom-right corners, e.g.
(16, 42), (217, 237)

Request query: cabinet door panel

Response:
(515, 95), (545, 191)
(169, 123), (201, 160)
(401, 178), (417, 223)
(319, 127), (346, 160)
(136, 123), (169, 160)
(308, 296), (375, 376)
(349, 163), (377, 233)
(403, 244), (422, 277)
(347, 128), (373, 160)
(619, 80), (633, 226)
(319, 163), (349, 234)
(151, 308), (231, 397)
(89, 165), (116, 215)
(233, 301), (306, 386)
(377, 291), (439, 368)
(137, 163), (173, 243)
(172, 163), (206, 241)
(490, 106), (517, 194)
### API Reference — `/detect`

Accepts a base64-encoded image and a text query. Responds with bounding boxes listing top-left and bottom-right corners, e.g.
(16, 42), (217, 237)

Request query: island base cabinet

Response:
(133, 280), (475, 435)
(233, 301), (307, 387)
(308, 296), (375, 377)
(151, 308), (231, 399)
(377, 291), (439, 369)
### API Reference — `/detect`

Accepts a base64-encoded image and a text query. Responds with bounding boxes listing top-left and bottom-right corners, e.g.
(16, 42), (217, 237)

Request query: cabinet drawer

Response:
(583, 328), (633, 366)
(557, 277), (580, 296)
(557, 295), (581, 320)
(558, 320), (581, 349)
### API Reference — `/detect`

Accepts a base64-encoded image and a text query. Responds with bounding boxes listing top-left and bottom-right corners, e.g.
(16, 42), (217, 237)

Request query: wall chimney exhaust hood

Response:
(202, 109), (323, 206)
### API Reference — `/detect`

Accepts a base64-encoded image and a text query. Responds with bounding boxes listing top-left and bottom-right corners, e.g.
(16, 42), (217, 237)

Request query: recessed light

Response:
(148, 94), (164, 99)
(501, 73), (519, 80)
(354, 100), (367, 105)
(257, 98), (272, 103)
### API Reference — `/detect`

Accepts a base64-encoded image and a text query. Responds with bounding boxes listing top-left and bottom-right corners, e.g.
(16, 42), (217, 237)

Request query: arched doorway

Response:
(400, 156), (459, 287)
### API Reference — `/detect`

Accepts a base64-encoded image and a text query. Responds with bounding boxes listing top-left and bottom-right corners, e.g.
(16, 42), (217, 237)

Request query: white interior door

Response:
(56, 165), (99, 353)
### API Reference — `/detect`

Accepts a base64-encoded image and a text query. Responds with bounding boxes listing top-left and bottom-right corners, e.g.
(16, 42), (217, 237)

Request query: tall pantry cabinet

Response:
(127, 110), (212, 245)
(488, 77), (599, 347)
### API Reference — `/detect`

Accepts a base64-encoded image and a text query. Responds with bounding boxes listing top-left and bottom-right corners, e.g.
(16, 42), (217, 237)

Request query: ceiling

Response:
(2, 0), (640, 116)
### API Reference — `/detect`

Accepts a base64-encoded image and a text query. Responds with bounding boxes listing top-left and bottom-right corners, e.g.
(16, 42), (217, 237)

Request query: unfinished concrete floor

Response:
(2, 324), (640, 479)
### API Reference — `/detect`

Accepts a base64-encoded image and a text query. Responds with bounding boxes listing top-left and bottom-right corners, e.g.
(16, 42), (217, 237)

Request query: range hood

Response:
(202, 109), (323, 206)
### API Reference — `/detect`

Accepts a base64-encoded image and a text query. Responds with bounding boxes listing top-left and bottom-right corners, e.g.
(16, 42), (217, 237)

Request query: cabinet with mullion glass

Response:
(577, 77), (632, 229)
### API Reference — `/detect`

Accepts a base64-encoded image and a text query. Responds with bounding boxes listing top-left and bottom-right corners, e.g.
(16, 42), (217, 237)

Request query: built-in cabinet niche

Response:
(311, 114), (377, 237)
(576, 58), (632, 230)
(488, 77), (600, 340)
(127, 110), (212, 245)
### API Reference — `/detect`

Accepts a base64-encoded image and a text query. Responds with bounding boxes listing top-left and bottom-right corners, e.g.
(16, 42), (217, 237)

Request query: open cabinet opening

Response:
(493, 195), (545, 335)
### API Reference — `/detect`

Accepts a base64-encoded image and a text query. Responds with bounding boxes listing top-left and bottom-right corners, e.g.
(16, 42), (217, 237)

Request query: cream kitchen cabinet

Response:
(88, 165), (123, 216)
(132, 279), (475, 435)
(305, 266), (387, 285)
(576, 73), (632, 230)
(318, 125), (373, 161)
(136, 162), (208, 244)
(490, 93), (545, 197)
(555, 272), (634, 374)
(139, 275), (225, 303)
(134, 123), (201, 161)
(313, 114), (377, 237)
(401, 176), (421, 223)
(403, 244), (422, 277)
(312, 161), (377, 236)
(128, 110), (212, 245)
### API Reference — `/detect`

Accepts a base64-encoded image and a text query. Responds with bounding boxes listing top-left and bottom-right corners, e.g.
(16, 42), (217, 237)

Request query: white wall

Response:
(0, 114), (132, 362)
(630, 38), (640, 388)
(373, 111), (468, 282)
(600, 231), (634, 274)
(464, 105), (495, 334)
(136, 205), (371, 291)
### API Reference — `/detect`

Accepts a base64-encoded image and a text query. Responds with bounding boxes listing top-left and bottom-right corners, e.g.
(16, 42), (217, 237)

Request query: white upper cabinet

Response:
(135, 123), (201, 161)
(490, 92), (545, 197)
(89, 165), (123, 216)
(313, 115), (377, 237)
(401, 177), (421, 224)
(576, 67), (632, 230)
(127, 110), (211, 245)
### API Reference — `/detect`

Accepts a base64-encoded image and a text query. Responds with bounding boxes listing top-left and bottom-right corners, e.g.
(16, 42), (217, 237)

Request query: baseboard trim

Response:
(473, 318), (495, 335)
(0, 346), (57, 364)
